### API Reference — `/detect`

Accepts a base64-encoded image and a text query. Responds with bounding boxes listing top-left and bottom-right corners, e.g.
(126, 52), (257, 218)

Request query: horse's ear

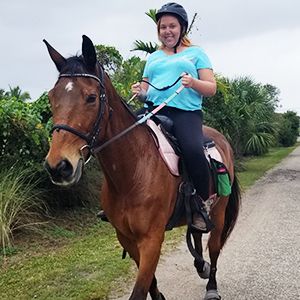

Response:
(43, 39), (66, 72)
(82, 35), (97, 71)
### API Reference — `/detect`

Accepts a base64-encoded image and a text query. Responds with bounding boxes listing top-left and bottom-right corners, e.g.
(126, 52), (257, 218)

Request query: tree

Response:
(204, 76), (279, 156)
(112, 56), (146, 103)
(277, 111), (299, 146)
(94, 44), (123, 75)
(0, 86), (31, 102)
(132, 9), (159, 55)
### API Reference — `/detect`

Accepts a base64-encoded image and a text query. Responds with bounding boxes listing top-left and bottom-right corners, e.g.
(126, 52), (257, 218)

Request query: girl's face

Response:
(158, 15), (181, 49)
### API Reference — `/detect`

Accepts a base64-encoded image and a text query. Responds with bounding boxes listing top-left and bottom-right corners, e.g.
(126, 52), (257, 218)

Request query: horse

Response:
(43, 35), (241, 300)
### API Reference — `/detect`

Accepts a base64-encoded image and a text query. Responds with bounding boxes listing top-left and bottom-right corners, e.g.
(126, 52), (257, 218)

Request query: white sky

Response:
(1, 0), (299, 114)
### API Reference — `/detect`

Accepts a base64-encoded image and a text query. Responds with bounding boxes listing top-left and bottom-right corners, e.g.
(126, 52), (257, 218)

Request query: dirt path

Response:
(113, 147), (300, 300)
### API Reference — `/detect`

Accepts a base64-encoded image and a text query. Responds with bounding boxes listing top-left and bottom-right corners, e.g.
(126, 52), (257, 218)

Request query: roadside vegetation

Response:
(0, 8), (299, 300)
(0, 145), (298, 300)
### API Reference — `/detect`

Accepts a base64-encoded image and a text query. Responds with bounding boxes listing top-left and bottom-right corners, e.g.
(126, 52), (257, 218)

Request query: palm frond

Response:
(131, 40), (159, 54)
(145, 9), (157, 23)
(244, 132), (275, 155)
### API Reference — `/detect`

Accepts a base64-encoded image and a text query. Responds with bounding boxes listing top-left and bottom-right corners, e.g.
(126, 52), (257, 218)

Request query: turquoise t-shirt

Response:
(143, 46), (212, 111)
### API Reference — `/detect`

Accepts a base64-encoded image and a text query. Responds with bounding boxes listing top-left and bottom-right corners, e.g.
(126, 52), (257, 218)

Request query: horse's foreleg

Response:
(129, 235), (164, 300)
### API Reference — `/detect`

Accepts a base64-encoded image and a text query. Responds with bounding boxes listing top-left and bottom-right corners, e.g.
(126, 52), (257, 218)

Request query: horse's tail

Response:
(220, 173), (241, 249)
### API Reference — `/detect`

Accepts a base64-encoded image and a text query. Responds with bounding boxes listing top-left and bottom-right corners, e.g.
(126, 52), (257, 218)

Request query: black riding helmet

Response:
(155, 2), (189, 52)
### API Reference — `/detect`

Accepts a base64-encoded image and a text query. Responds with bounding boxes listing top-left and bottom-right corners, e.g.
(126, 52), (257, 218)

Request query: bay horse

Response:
(43, 35), (240, 300)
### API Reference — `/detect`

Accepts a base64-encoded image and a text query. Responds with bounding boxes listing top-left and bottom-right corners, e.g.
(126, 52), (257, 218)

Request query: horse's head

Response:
(43, 35), (108, 186)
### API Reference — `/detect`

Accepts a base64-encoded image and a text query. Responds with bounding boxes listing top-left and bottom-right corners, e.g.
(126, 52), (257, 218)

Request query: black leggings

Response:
(156, 106), (209, 200)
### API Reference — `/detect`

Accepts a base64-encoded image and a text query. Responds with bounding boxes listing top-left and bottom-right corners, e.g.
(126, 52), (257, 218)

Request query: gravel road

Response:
(113, 146), (300, 300)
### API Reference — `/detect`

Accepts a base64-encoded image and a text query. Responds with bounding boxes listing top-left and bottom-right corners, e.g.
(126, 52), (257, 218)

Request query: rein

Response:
(50, 70), (185, 162)
(141, 74), (185, 91)
(91, 85), (185, 154)
(51, 66), (107, 163)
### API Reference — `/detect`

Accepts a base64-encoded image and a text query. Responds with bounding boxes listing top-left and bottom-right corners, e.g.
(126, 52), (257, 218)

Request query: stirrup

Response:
(190, 194), (216, 233)
(191, 209), (214, 233)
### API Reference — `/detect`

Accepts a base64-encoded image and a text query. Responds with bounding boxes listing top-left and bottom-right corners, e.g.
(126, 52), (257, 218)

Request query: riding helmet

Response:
(155, 2), (188, 33)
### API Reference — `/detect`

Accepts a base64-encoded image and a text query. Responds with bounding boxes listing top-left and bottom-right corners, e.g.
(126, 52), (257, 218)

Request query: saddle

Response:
(146, 115), (222, 176)
(146, 115), (231, 231)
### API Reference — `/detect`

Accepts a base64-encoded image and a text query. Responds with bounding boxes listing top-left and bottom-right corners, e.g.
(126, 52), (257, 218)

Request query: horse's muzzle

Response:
(44, 158), (83, 186)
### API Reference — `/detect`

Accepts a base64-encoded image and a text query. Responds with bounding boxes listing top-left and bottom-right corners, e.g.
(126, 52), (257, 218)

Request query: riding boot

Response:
(96, 210), (109, 222)
(190, 194), (217, 233)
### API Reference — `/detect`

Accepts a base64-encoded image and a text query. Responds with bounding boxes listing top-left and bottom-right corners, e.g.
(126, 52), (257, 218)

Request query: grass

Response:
(0, 213), (186, 300)
(45, 225), (76, 239)
(0, 144), (298, 299)
(0, 222), (131, 300)
(0, 166), (46, 255)
(237, 145), (298, 190)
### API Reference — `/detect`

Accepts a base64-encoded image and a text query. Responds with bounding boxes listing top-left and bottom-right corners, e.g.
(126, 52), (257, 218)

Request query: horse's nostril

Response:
(57, 159), (73, 178)
(44, 159), (73, 180)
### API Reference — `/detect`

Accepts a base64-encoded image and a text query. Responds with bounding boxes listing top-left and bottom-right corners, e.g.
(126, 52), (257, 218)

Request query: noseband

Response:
(51, 67), (107, 164)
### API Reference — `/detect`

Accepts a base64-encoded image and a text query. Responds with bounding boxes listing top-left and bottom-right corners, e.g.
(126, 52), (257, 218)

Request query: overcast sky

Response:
(1, 0), (300, 114)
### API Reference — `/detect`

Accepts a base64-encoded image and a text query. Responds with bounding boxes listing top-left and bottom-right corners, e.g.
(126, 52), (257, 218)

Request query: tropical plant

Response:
(94, 45), (123, 75)
(204, 76), (279, 156)
(277, 111), (299, 146)
(145, 8), (157, 23)
(0, 86), (31, 102)
(94, 43), (146, 108)
(132, 40), (158, 54)
(230, 77), (278, 155)
(203, 75), (235, 141)
(132, 9), (159, 55)
(112, 56), (146, 102)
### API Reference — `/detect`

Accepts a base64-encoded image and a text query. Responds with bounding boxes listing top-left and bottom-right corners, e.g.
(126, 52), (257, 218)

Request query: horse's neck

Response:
(97, 88), (154, 192)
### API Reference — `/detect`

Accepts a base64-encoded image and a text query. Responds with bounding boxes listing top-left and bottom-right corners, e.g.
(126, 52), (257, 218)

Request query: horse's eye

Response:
(86, 94), (97, 103)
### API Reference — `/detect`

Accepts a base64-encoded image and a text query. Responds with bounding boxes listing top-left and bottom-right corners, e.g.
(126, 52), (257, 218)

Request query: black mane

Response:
(60, 55), (88, 75)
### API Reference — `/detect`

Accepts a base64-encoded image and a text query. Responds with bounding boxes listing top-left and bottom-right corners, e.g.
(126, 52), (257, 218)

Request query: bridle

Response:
(51, 66), (107, 164)
(50, 68), (186, 164)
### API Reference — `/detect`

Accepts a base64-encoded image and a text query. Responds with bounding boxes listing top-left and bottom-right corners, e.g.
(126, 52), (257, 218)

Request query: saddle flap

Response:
(146, 119), (224, 177)
(147, 119), (180, 176)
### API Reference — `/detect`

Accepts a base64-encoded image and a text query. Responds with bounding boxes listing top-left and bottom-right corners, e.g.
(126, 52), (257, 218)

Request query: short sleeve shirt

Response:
(143, 46), (212, 110)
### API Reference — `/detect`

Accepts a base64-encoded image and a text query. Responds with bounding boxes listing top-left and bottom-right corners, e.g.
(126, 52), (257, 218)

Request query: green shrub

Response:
(277, 111), (299, 147)
(0, 93), (51, 168)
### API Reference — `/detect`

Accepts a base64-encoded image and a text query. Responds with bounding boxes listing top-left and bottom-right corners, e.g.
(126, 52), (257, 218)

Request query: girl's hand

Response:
(131, 82), (142, 95)
(181, 73), (194, 88)
(131, 82), (147, 102)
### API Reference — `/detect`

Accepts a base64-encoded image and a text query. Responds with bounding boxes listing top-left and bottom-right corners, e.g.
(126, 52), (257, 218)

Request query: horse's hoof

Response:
(204, 289), (221, 300)
(158, 292), (166, 300)
(197, 261), (211, 279)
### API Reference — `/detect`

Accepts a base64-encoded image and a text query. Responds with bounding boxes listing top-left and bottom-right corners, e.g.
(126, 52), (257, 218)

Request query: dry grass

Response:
(0, 166), (46, 255)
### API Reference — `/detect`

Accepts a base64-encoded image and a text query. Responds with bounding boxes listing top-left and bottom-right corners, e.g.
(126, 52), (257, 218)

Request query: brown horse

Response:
(43, 35), (241, 300)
